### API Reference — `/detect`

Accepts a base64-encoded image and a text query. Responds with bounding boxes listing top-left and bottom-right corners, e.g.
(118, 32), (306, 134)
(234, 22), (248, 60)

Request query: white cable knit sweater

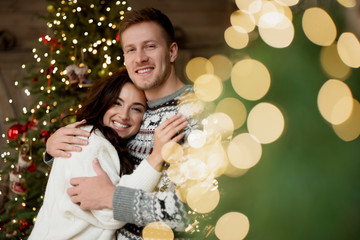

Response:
(29, 126), (161, 240)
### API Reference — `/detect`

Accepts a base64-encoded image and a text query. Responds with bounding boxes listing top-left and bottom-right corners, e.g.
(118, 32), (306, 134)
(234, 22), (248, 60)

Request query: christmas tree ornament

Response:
(9, 169), (26, 195)
(7, 123), (23, 140)
(65, 63), (93, 87)
(18, 144), (32, 170)
(76, 63), (93, 87)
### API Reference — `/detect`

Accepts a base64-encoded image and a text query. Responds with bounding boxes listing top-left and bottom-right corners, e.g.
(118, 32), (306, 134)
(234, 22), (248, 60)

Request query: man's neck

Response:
(145, 72), (185, 101)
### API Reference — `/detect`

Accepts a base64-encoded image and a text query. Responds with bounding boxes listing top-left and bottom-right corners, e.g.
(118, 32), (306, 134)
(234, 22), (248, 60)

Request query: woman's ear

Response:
(169, 42), (178, 63)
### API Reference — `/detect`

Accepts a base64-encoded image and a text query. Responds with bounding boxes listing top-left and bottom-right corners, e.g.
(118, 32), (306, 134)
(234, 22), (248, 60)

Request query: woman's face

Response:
(103, 82), (146, 139)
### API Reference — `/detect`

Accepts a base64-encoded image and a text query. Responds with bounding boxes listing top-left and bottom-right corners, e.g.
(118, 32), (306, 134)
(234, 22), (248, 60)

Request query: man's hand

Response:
(46, 120), (90, 158)
(67, 158), (116, 210)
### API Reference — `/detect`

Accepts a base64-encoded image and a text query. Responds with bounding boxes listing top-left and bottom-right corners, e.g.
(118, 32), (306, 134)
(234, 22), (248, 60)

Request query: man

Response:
(45, 8), (203, 239)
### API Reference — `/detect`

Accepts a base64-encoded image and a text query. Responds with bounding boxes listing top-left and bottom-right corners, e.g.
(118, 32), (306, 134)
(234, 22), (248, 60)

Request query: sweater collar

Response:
(147, 85), (192, 108)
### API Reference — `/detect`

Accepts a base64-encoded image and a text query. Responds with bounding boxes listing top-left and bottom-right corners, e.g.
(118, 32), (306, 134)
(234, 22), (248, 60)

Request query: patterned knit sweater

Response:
(114, 85), (205, 240)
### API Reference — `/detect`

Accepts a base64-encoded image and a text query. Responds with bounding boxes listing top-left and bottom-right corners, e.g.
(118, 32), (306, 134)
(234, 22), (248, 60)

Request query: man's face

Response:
(121, 21), (176, 91)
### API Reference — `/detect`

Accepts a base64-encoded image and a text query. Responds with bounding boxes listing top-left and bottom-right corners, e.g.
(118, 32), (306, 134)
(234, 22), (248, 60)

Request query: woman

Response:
(29, 69), (187, 239)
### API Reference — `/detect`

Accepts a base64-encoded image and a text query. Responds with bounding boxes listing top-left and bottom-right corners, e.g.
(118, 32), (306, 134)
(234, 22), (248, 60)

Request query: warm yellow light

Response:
(337, 32), (360, 68)
(186, 183), (220, 214)
(142, 222), (174, 240)
(230, 10), (256, 33)
(247, 102), (285, 144)
(227, 133), (262, 169)
(203, 112), (234, 140)
(161, 141), (183, 164)
(332, 99), (360, 141)
(194, 74), (223, 102)
(317, 79), (353, 125)
(235, 0), (262, 14)
(224, 26), (249, 49)
(302, 7), (337, 46)
(337, 0), (356, 8)
(215, 212), (250, 240)
(187, 130), (206, 149)
(320, 43), (351, 80)
(216, 98), (247, 130)
(258, 15), (294, 48)
(275, 0), (299, 6)
(209, 54), (233, 81)
(185, 57), (214, 82)
(231, 59), (271, 100)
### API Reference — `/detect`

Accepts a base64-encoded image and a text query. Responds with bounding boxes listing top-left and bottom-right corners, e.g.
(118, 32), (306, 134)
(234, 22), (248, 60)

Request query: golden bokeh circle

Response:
(332, 99), (360, 142)
(337, 0), (356, 8)
(186, 183), (220, 214)
(215, 212), (250, 240)
(275, 0), (300, 6)
(235, 0), (263, 14)
(187, 130), (206, 149)
(202, 112), (234, 140)
(317, 79), (353, 125)
(224, 26), (249, 49)
(142, 222), (174, 240)
(209, 54), (233, 81)
(258, 15), (294, 48)
(320, 43), (351, 80)
(247, 102), (285, 144)
(161, 141), (184, 164)
(231, 59), (271, 101)
(337, 32), (360, 68)
(216, 97), (247, 130)
(194, 74), (223, 102)
(227, 133), (262, 169)
(230, 10), (256, 33)
(302, 7), (337, 46)
(185, 57), (214, 82)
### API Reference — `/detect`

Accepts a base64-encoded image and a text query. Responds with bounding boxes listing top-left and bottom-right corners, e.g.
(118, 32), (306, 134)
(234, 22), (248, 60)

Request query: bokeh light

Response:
(142, 222), (174, 240)
(216, 97), (247, 130)
(235, 0), (263, 14)
(230, 10), (256, 33)
(161, 141), (183, 164)
(256, 1), (292, 29)
(202, 112), (234, 140)
(317, 79), (353, 125)
(247, 102), (285, 144)
(231, 59), (271, 101)
(258, 14), (294, 48)
(185, 57), (214, 82)
(302, 7), (337, 46)
(227, 133), (262, 169)
(337, 0), (356, 8)
(209, 54), (233, 81)
(332, 99), (360, 141)
(275, 0), (299, 6)
(186, 183), (220, 213)
(194, 74), (223, 102)
(224, 26), (249, 49)
(320, 43), (351, 80)
(337, 32), (360, 68)
(187, 130), (206, 149)
(183, 158), (208, 180)
(215, 212), (250, 240)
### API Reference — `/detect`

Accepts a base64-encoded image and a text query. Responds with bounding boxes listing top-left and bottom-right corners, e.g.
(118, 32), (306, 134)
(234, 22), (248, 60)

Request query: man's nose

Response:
(135, 49), (149, 63)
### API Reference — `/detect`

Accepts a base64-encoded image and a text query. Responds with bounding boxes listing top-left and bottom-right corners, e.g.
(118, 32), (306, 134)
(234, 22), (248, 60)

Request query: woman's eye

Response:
(115, 101), (121, 106)
(132, 108), (143, 112)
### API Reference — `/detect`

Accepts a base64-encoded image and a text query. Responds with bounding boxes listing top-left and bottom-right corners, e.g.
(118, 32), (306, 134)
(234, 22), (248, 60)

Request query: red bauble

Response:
(27, 162), (37, 172)
(7, 123), (23, 140)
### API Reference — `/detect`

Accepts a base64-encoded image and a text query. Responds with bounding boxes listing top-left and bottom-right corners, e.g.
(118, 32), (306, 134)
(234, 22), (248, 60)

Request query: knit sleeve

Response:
(112, 186), (188, 231)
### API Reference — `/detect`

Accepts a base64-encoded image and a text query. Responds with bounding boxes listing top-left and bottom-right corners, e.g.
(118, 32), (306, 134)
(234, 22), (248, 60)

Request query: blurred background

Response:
(0, 0), (359, 239)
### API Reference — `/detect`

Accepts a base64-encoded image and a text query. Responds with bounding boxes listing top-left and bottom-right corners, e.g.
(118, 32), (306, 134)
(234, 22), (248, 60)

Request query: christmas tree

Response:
(0, 0), (131, 238)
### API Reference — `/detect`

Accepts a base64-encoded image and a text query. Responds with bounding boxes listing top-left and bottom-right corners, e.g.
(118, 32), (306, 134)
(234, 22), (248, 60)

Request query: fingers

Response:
(62, 128), (91, 140)
(171, 132), (186, 143)
(66, 119), (87, 129)
(92, 158), (106, 176)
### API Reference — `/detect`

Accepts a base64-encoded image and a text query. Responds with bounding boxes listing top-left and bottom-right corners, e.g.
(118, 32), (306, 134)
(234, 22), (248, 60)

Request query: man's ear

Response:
(169, 42), (178, 63)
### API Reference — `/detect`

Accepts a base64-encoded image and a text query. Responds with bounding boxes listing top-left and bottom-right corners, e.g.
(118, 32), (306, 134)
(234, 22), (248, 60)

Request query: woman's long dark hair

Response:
(76, 68), (137, 176)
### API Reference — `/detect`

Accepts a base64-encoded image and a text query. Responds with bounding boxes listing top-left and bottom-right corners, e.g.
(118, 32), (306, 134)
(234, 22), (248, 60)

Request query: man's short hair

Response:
(119, 8), (175, 46)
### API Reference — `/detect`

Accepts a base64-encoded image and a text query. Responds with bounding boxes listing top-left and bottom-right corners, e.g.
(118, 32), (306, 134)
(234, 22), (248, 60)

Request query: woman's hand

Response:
(147, 114), (188, 171)
(46, 120), (90, 158)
